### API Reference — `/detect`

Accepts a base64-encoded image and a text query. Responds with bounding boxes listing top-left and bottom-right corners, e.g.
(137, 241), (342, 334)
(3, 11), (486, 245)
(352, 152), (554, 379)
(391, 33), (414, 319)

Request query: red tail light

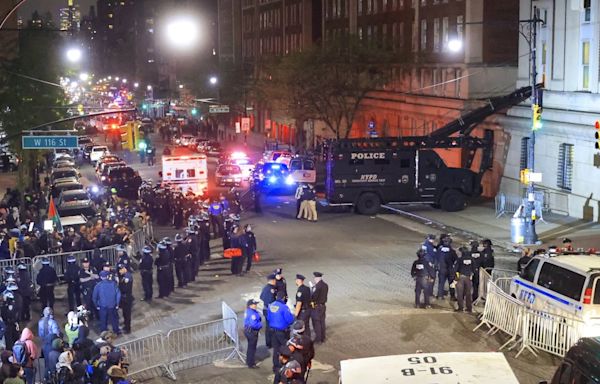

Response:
(583, 288), (593, 304)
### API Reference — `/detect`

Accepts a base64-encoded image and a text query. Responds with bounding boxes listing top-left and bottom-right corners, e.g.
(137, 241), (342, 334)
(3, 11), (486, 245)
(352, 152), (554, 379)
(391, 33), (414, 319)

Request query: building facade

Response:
(498, 0), (600, 220)
(59, 0), (82, 32)
(0, 1), (19, 62)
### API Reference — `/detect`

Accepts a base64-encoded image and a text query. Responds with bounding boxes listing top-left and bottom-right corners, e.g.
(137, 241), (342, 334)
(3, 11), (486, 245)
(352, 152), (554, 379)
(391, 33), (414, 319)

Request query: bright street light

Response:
(147, 85), (153, 91)
(115, 77), (120, 81)
(448, 39), (463, 53)
(134, 82), (139, 88)
(79, 73), (89, 81)
(108, 76), (112, 80)
(209, 76), (218, 85)
(122, 79), (127, 83)
(166, 16), (200, 49)
(66, 48), (82, 63)
(178, 84), (184, 89)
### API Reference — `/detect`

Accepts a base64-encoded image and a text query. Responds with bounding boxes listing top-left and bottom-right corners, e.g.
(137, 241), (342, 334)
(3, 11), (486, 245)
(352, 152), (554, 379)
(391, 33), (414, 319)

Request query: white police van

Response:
(510, 254), (600, 336)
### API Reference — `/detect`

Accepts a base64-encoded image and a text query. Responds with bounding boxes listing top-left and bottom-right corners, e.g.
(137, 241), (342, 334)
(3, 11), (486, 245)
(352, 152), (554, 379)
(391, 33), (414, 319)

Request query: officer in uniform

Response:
(241, 224), (257, 273)
(117, 264), (133, 334)
(36, 257), (58, 309)
(64, 255), (82, 312)
(79, 258), (99, 320)
(155, 242), (171, 298)
(411, 249), (435, 308)
(222, 216), (233, 251)
(173, 234), (188, 288)
(481, 239), (495, 274)
(16, 263), (33, 321)
(116, 244), (131, 271)
(453, 246), (474, 313)
(267, 290), (295, 373)
(470, 241), (482, 302)
(274, 268), (288, 302)
(435, 235), (457, 300)
(421, 234), (437, 299)
(243, 299), (262, 369)
(163, 237), (176, 293)
(294, 274), (311, 337)
(186, 228), (200, 281)
(1, 291), (20, 350)
(260, 273), (277, 348)
(199, 216), (211, 265)
(310, 271), (328, 344)
(139, 246), (154, 302)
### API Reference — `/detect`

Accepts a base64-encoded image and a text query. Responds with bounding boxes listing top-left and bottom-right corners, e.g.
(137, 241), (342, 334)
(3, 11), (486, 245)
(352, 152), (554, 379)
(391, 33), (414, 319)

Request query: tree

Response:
(0, 27), (68, 190)
(256, 36), (395, 141)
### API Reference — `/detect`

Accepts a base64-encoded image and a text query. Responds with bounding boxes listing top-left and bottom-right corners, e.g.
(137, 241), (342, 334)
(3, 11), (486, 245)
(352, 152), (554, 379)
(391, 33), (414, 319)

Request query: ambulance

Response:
(161, 147), (208, 196)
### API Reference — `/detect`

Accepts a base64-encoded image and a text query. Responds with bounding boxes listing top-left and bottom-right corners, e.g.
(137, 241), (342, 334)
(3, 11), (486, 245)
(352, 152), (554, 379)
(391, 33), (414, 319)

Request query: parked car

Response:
(99, 162), (126, 185)
(90, 146), (109, 163)
(175, 134), (196, 147)
(215, 164), (243, 187)
(57, 189), (96, 217)
(50, 181), (84, 199)
(78, 136), (93, 149)
(206, 142), (222, 157)
(105, 166), (142, 199)
(0, 151), (19, 171)
(545, 337), (600, 384)
(52, 158), (76, 169)
(228, 157), (255, 180)
(50, 168), (80, 184)
(82, 144), (95, 161)
(252, 162), (295, 192)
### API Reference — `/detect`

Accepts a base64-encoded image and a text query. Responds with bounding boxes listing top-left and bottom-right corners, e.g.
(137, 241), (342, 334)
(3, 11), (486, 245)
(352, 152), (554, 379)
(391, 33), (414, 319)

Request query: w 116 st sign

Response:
(22, 136), (78, 149)
(209, 105), (230, 114)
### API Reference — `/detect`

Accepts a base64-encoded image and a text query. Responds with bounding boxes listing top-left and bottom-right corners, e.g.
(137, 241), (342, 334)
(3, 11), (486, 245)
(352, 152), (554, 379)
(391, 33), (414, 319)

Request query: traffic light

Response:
(138, 140), (147, 150)
(595, 120), (600, 149)
(141, 103), (148, 110)
(532, 104), (542, 131)
(120, 124), (133, 151)
(191, 108), (198, 116)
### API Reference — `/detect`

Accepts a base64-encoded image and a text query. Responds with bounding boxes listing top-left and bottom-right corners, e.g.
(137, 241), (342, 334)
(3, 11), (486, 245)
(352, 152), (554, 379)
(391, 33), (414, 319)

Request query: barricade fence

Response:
(0, 257), (33, 281)
(116, 332), (175, 381)
(474, 268), (492, 306)
(495, 192), (546, 222)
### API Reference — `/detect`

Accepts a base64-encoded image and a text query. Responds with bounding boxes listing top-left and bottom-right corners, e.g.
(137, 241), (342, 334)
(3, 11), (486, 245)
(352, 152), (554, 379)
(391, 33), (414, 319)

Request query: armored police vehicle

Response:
(324, 84), (539, 214)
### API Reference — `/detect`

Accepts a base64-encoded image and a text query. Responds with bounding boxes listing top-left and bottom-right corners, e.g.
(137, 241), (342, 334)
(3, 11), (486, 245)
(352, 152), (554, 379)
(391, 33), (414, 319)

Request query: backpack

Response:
(12, 340), (29, 366)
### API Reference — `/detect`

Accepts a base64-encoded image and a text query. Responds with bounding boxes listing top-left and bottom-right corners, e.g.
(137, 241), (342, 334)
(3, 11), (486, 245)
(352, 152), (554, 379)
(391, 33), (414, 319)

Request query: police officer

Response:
(79, 258), (99, 320)
(163, 237), (175, 293)
(241, 224), (257, 273)
(421, 234), (437, 299)
(481, 239), (495, 274)
(517, 249), (532, 273)
(173, 234), (188, 288)
(243, 299), (262, 369)
(435, 235), (457, 300)
(260, 273), (277, 348)
(139, 246), (154, 302)
(274, 268), (288, 302)
(117, 264), (133, 334)
(310, 271), (328, 344)
(208, 198), (224, 238)
(294, 274), (311, 337)
(16, 263), (32, 321)
(116, 244), (131, 271)
(267, 290), (294, 373)
(64, 255), (82, 312)
(92, 270), (121, 334)
(453, 246), (474, 313)
(411, 249), (435, 308)
(470, 240), (482, 302)
(155, 242), (171, 298)
(229, 224), (245, 276)
(186, 228), (200, 281)
(1, 291), (20, 350)
(36, 257), (58, 309)
(252, 180), (261, 214)
(222, 216), (233, 251)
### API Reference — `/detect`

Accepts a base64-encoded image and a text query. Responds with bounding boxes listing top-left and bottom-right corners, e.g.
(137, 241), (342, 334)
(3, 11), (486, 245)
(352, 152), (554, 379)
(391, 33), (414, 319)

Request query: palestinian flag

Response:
(48, 196), (63, 232)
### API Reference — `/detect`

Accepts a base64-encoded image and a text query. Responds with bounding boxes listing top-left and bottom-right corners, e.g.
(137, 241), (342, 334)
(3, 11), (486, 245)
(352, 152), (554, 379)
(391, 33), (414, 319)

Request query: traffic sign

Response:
(209, 105), (230, 114)
(241, 117), (250, 132)
(22, 136), (78, 149)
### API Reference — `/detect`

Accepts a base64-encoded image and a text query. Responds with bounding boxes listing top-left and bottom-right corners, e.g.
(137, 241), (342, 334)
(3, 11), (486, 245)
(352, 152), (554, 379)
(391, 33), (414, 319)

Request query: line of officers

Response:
(244, 270), (329, 384)
(411, 234), (495, 313)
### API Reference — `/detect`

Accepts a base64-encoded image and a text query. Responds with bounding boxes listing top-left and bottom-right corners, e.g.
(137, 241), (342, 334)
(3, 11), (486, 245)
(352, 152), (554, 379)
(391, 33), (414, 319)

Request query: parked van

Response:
(544, 336), (600, 384)
(510, 254), (600, 336)
(289, 157), (316, 183)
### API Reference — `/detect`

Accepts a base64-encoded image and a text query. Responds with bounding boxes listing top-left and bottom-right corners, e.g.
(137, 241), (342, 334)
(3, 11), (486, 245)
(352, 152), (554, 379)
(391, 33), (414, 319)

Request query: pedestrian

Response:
(435, 235), (457, 300)
(421, 234), (437, 299)
(294, 274), (311, 337)
(307, 184), (318, 222)
(78, 258), (99, 321)
(274, 268), (288, 302)
(117, 264), (133, 334)
(517, 248), (532, 273)
(453, 246), (474, 313)
(38, 306), (61, 375)
(199, 217), (211, 265)
(64, 311), (80, 347)
(92, 270), (121, 334)
(65, 255), (82, 312)
(411, 249), (435, 308)
(294, 184), (305, 219)
(241, 224), (257, 273)
(309, 271), (328, 344)
(267, 291), (295, 373)
(288, 319), (315, 377)
(252, 181), (262, 213)
(274, 346), (304, 384)
(155, 242), (171, 299)
(470, 241), (482, 302)
(139, 246), (154, 302)
(481, 239), (495, 274)
(15, 327), (38, 384)
(243, 299), (262, 369)
(45, 338), (64, 380)
(36, 257), (58, 309)
(16, 264), (32, 322)
(173, 234), (188, 288)
(260, 274), (277, 348)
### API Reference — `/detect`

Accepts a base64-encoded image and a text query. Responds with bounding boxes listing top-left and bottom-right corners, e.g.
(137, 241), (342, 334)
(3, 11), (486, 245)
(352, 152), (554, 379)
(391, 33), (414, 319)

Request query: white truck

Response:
(162, 147), (208, 196)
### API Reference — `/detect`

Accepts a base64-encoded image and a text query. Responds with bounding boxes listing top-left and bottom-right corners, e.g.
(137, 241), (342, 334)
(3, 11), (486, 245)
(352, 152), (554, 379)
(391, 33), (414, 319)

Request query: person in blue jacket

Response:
(267, 290), (294, 373)
(92, 270), (121, 334)
(208, 199), (224, 238)
(260, 274), (277, 348)
(243, 299), (262, 369)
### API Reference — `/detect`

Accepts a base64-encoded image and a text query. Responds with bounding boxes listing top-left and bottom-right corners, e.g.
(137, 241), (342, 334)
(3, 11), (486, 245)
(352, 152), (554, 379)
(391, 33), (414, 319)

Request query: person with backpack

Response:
(38, 307), (61, 377)
(13, 327), (38, 384)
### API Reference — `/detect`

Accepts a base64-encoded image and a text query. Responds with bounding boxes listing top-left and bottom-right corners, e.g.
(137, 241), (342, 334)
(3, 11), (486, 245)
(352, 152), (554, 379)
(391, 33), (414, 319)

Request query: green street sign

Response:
(22, 136), (78, 149)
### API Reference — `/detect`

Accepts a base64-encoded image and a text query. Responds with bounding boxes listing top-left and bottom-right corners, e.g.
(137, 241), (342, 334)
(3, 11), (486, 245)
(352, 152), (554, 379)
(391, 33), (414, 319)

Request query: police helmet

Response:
(185, 228), (195, 234)
(5, 276), (16, 283)
(116, 244), (126, 252)
(142, 246), (152, 254)
(41, 257), (50, 265)
(6, 283), (18, 291)
(4, 266), (15, 274)
(17, 264), (27, 271)
(174, 234), (183, 242)
(426, 234), (436, 240)
(67, 255), (76, 263)
(157, 242), (167, 250)
(162, 237), (172, 245)
(3, 292), (14, 301)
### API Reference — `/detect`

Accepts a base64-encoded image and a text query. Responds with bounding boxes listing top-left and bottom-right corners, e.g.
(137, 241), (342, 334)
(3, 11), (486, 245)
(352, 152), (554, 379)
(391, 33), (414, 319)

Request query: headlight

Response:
(285, 175), (294, 185)
(268, 176), (277, 183)
(101, 176), (106, 181)
(259, 174), (265, 181)
(91, 185), (99, 194)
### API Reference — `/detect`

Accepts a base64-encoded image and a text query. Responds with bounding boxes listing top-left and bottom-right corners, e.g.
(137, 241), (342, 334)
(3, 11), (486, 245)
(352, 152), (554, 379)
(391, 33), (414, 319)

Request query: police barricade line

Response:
(473, 268), (492, 306)
(515, 309), (585, 359)
(473, 285), (524, 351)
(143, 222), (155, 243)
(490, 268), (518, 284)
(494, 277), (513, 295)
(0, 257), (33, 280)
(115, 332), (176, 381)
(166, 318), (244, 375)
(130, 228), (146, 257)
(221, 301), (245, 361)
(494, 193), (523, 218)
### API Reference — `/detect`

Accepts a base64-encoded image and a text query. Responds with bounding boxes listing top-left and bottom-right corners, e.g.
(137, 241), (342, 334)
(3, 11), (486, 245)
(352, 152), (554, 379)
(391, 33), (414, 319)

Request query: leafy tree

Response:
(256, 36), (395, 141)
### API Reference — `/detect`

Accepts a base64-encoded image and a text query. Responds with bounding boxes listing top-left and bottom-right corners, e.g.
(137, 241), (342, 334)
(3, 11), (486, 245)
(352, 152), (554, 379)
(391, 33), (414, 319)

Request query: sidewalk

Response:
(386, 199), (600, 251)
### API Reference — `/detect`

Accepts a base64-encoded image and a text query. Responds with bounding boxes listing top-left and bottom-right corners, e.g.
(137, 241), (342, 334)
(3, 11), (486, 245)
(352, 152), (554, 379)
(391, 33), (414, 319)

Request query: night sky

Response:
(19, 0), (96, 22)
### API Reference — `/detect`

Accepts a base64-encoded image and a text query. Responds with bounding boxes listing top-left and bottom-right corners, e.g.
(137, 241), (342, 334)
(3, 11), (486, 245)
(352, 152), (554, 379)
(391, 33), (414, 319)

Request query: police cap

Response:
(562, 238), (572, 244)
(116, 244), (126, 252)
(117, 263), (127, 270)
(142, 246), (152, 254)
(103, 261), (111, 267)
(174, 234), (183, 242)
(41, 257), (50, 265)
(313, 271), (323, 277)
(470, 240), (479, 247)
(426, 234), (436, 240)
(482, 239), (493, 246)
(267, 273), (276, 280)
(67, 255), (76, 263)
(246, 299), (259, 306)
(81, 257), (90, 263)
(295, 274), (305, 281)
(274, 268), (283, 275)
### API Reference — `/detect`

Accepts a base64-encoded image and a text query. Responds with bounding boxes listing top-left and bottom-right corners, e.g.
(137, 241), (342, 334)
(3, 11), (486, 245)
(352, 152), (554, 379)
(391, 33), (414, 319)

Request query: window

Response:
(582, 40), (590, 90)
(584, 0), (591, 22)
(520, 137), (530, 171)
(557, 143), (574, 191)
(433, 18), (440, 52)
(593, 277), (600, 304)
(399, 22), (404, 49)
(420, 19), (427, 51)
(537, 262), (586, 301)
(374, 0), (378, 13)
(456, 15), (464, 41)
(521, 258), (539, 282)
(442, 17), (449, 50)
(358, 0), (363, 15)
(541, 41), (547, 65)
(367, 0), (372, 14)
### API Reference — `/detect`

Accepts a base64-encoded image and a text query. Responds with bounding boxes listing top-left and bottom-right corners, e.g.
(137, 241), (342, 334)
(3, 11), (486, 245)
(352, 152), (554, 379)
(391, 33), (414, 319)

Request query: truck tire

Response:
(356, 193), (381, 215)
(440, 189), (466, 212)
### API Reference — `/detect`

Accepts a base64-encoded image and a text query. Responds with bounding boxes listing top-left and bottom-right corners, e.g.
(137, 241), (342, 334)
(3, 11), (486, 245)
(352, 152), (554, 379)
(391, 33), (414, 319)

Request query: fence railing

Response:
(474, 268), (492, 306)
(495, 192), (546, 222)
(0, 257), (33, 280)
(117, 332), (175, 381)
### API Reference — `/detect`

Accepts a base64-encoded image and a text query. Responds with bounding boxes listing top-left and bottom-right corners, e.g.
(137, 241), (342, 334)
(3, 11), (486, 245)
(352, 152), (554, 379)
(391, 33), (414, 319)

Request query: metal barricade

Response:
(494, 277), (513, 295)
(144, 222), (155, 243)
(0, 257), (33, 281)
(491, 268), (518, 283)
(166, 319), (242, 374)
(474, 268), (492, 306)
(515, 308), (585, 358)
(495, 193), (523, 218)
(116, 333), (175, 381)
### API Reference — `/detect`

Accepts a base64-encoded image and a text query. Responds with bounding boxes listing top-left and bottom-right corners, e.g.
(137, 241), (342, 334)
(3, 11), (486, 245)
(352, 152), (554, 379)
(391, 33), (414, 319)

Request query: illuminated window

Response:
(582, 40), (590, 90)
(433, 18), (440, 52)
(420, 19), (427, 51)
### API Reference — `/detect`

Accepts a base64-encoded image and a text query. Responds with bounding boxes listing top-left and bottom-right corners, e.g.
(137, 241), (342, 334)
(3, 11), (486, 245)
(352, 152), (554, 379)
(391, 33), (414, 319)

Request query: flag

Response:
(48, 196), (63, 233)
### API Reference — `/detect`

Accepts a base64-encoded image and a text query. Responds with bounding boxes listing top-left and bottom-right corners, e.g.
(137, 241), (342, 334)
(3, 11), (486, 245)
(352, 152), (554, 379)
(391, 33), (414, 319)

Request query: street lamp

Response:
(178, 84), (184, 89)
(447, 39), (463, 53)
(122, 79), (127, 84)
(79, 73), (89, 81)
(209, 76), (218, 85)
(166, 16), (200, 49)
(66, 48), (82, 63)
(134, 82), (139, 88)
(147, 85), (153, 91)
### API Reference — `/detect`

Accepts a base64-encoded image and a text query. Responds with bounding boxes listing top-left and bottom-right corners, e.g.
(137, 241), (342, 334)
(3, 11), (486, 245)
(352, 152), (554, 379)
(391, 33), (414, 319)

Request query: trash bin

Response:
(511, 217), (526, 244)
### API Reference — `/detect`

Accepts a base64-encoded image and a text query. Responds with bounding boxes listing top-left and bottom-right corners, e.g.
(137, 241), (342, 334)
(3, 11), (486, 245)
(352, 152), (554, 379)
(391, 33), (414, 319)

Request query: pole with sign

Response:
(22, 136), (78, 149)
